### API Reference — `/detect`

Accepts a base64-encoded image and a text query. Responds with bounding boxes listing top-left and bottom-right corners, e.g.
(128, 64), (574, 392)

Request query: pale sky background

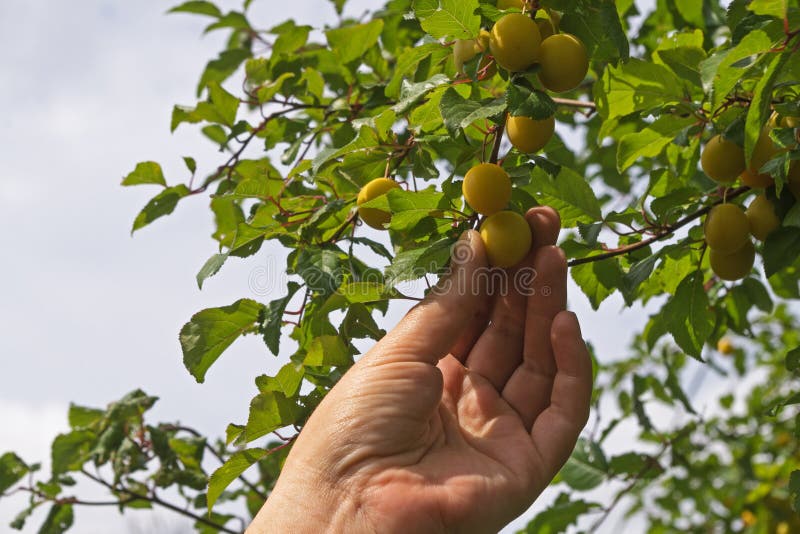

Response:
(0, 0), (737, 532)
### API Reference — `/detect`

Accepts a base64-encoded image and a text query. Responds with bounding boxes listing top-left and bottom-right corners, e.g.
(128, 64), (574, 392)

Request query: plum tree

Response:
(479, 210), (533, 268)
(746, 194), (780, 241)
(489, 13), (542, 72)
(506, 114), (555, 153)
(357, 178), (400, 229)
(700, 135), (745, 183)
(704, 204), (750, 253)
(709, 240), (756, 281)
(537, 34), (588, 92)
(462, 163), (512, 215)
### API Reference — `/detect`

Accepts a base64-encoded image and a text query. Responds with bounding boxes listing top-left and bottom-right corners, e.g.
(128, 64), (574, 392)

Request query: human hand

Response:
(248, 207), (593, 534)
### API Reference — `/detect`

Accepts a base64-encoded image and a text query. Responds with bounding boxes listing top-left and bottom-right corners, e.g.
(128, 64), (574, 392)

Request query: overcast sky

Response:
(0, 0), (683, 532)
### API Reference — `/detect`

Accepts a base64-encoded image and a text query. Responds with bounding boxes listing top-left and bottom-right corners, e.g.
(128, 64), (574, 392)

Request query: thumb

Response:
(371, 230), (490, 366)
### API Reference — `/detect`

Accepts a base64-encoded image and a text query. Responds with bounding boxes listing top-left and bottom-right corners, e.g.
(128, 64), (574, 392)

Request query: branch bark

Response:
(568, 186), (750, 267)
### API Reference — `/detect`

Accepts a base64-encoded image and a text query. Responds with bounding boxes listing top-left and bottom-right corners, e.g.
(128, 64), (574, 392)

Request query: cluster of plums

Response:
(700, 113), (800, 280)
(355, 2), (590, 269)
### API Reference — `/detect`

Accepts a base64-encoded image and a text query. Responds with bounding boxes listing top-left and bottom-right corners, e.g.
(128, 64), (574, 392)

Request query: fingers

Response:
(500, 245), (568, 429)
(369, 230), (490, 366)
(529, 311), (593, 478)
(464, 207), (561, 389)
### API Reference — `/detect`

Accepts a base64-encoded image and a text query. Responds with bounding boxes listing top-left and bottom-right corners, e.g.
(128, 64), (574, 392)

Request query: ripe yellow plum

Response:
(357, 178), (400, 229)
(741, 126), (783, 188)
(506, 114), (555, 153)
(746, 194), (780, 241)
(704, 204), (750, 253)
(537, 34), (589, 93)
(700, 135), (745, 183)
(490, 14), (542, 72)
(480, 210), (533, 268)
(709, 241), (756, 281)
(717, 337), (734, 354)
(454, 30), (491, 73)
(462, 163), (512, 216)
(453, 39), (479, 73)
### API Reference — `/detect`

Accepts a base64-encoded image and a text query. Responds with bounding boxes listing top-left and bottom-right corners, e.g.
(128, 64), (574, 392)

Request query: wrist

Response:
(246, 467), (373, 534)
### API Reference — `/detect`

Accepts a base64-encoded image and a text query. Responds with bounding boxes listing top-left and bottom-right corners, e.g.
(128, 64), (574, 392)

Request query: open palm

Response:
(250, 208), (593, 534)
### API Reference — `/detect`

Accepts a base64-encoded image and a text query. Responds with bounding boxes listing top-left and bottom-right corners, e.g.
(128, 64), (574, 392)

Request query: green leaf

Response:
(527, 166), (602, 226)
(748, 0), (788, 18)
(197, 48), (250, 97)
(67, 404), (104, 430)
(506, 81), (556, 120)
(595, 58), (684, 119)
(292, 248), (344, 295)
(617, 115), (695, 171)
(439, 87), (505, 137)
(304, 335), (352, 367)
(413, 0), (480, 40)
(385, 237), (456, 286)
(703, 30), (772, 106)
(207, 81), (239, 127)
(571, 259), (623, 309)
(261, 282), (301, 355)
(38, 504), (73, 534)
(745, 53), (789, 166)
(207, 448), (269, 512)
(244, 391), (300, 442)
(337, 282), (388, 304)
(121, 161), (166, 187)
(131, 184), (190, 233)
(180, 299), (264, 383)
(664, 271), (714, 359)
(790, 470), (800, 512)
(559, 0), (629, 63)
(325, 19), (384, 64)
(51, 431), (95, 475)
(560, 438), (608, 490)
(522, 492), (600, 534)
(763, 227), (800, 277)
(786, 346), (800, 373)
(0, 452), (28, 493)
(256, 362), (305, 396)
(196, 252), (229, 289)
(393, 74), (450, 114)
(168, 1), (222, 17)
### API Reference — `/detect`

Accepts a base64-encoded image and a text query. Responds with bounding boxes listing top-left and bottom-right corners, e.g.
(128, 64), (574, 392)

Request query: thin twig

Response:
(568, 186), (750, 267)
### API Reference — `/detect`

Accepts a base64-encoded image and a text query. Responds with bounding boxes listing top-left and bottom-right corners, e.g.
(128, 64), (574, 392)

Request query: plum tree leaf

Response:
(180, 299), (264, 383)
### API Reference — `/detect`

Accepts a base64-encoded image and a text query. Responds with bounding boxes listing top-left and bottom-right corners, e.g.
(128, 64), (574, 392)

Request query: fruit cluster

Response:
(357, 1), (590, 269)
(700, 113), (800, 281)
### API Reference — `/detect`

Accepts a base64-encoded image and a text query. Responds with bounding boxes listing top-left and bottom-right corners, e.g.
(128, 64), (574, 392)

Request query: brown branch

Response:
(80, 469), (241, 534)
(490, 118), (506, 164)
(552, 97), (597, 110)
(568, 186), (750, 267)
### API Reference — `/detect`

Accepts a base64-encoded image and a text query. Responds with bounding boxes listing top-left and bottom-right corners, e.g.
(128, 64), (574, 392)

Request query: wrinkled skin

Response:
(248, 207), (593, 534)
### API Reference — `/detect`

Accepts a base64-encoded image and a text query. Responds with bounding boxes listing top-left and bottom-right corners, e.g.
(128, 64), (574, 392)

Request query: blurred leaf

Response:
(131, 184), (190, 233)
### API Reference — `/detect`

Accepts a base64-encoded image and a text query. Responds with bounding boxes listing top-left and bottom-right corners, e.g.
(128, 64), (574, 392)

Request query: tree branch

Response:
(552, 97), (597, 110)
(568, 186), (750, 267)
(80, 469), (241, 534)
